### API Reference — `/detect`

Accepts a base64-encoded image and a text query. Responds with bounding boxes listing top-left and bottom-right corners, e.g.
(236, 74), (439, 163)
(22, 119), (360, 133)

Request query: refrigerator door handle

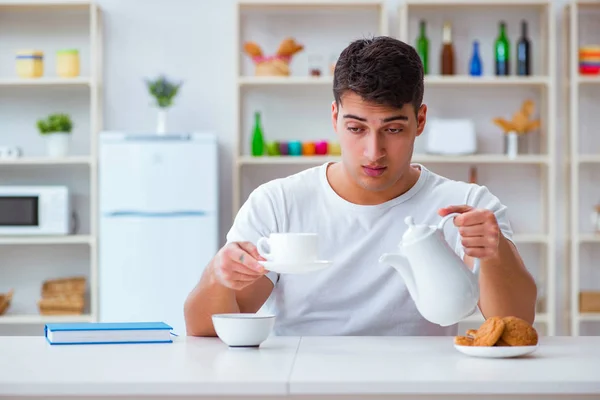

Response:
(102, 210), (209, 218)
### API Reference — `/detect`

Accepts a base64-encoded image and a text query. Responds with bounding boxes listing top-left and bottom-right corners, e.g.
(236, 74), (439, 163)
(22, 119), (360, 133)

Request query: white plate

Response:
(454, 343), (539, 358)
(260, 260), (332, 274)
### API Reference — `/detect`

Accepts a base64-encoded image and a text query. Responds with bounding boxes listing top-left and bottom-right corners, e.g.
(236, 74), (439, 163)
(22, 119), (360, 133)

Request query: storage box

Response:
(579, 291), (600, 313)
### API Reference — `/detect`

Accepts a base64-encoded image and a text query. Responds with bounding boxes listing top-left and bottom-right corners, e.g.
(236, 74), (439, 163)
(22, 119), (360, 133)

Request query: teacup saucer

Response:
(260, 260), (332, 274)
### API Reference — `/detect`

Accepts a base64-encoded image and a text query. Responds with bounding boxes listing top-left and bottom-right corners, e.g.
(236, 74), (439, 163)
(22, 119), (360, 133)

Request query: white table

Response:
(0, 336), (598, 400)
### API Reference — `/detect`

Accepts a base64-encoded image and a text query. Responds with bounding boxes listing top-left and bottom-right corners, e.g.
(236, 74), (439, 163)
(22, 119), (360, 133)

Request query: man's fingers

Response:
(438, 205), (473, 217)
(454, 209), (489, 226)
(238, 241), (267, 262)
(231, 261), (265, 277)
(220, 268), (260, 283)
(224, 244), (264, 272)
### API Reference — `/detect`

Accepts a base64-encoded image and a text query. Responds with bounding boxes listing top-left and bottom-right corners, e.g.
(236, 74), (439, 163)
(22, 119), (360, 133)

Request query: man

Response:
(184, 36), (537, 337)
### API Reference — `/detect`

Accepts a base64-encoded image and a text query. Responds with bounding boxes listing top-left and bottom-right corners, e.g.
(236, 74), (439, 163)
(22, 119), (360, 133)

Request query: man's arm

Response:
(440, 204), (537, 325)
(467, 234), (536, 324)
(184, 243), (274, 337)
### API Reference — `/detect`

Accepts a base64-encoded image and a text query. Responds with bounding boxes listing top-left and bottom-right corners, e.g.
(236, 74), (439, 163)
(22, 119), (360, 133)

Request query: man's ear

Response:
(331, 100), (339, 134)
(416, 104), (427, 137)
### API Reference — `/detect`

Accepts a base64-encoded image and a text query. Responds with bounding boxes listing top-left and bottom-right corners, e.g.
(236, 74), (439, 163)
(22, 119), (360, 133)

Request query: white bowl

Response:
(211, 313), (275, 347)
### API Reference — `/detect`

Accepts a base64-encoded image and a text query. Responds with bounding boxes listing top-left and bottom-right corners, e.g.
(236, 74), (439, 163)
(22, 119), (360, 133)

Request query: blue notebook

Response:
(45, 322), (174, 345)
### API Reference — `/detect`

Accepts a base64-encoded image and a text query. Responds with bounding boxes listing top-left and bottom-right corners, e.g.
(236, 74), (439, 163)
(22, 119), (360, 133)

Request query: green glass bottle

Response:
(251, 111), (264, 156)
(495, 21), (510, 76)
(416, 20), (429, 74)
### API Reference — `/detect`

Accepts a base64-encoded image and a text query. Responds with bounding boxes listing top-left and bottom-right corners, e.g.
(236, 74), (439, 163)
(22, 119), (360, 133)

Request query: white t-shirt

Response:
(226, 163), (513, 336)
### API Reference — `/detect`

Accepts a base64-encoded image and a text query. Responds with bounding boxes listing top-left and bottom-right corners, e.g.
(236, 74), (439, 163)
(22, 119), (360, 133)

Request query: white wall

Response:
(2, 0), (591, 335)
(95, 0), (579, 332)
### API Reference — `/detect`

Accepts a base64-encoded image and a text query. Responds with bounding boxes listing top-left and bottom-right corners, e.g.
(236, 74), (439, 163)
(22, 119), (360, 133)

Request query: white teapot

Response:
(379, 213), (480, 326)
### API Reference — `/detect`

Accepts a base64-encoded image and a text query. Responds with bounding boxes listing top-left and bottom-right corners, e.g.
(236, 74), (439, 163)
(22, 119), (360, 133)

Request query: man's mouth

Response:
(362, 165), (387, 177)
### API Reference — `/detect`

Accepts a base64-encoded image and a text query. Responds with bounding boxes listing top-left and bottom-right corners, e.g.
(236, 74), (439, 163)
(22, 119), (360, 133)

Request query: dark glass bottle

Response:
(517, 20), (531, 75)
(416, 20), (429, 74)
(441, 22), (455, 75)
(495, 21), (510, 76)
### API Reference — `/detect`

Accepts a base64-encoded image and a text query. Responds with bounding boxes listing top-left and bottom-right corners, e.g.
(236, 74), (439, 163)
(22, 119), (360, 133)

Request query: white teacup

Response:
(257, 233), (318, 263)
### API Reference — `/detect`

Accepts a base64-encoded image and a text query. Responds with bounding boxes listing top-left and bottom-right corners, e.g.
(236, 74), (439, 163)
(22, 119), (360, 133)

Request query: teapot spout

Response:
(379, 253), (419, 303)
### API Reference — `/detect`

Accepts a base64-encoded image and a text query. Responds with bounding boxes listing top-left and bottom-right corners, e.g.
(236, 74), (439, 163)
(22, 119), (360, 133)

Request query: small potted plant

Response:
(145, 75), (182, 134)
(36, 113), (73, 157)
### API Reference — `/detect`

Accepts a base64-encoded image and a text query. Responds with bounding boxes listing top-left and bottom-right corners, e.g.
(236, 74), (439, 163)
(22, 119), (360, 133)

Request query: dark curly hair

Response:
(333, 36), (424, 116)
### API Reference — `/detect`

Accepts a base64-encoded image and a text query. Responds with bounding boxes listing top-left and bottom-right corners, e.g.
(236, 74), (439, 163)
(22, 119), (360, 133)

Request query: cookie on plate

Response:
(500, 316), (538, 346)
(454, 335), (474, 346)
(473, 316), (505, 346)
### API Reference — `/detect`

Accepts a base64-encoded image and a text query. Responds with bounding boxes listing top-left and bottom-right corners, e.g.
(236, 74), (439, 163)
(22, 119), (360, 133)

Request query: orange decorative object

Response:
(302, 142), (316, 155)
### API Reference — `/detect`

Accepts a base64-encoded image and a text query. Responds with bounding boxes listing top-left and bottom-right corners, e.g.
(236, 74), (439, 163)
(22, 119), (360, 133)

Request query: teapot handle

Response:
(437, 212), (481, 276)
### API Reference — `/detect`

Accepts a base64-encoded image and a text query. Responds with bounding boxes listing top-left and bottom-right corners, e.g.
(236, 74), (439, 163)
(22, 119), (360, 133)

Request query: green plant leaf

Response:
(145, 75), (183, 109)
(36, 113), (73, 135)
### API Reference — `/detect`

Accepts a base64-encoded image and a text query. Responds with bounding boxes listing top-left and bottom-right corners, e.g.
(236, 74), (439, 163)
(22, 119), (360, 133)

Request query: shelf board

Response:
(578, 313), (600, 322)
(513, 234), (548, 244)
(238, 75), (550, 87)
(424, 75), (550, 87)
(0, 235), (93, 245)
(239, 76), (332, 86)
(578, 75), (600, 85)
(0, 0), (90, 7)
(580, 233), (600, 243)
(0, 156), (92, 166)
(238, 0), (384, 7)
(0, 314), (93, 324)
(0, 77), (92, 87)
(405, 0), (550, 6)
(461, 313), (548, 323)
(578, 155), (600, 164)
(238, 154), (549, 165)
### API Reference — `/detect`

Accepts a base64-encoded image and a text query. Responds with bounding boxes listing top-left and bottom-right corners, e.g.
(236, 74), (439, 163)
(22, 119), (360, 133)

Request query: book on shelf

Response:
(45, 322), (174, 345)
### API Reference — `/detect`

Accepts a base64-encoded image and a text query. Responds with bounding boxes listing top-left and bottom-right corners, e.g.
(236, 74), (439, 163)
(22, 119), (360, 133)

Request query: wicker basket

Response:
(41, 277), (86, 298)
(38, 294), (85, 315)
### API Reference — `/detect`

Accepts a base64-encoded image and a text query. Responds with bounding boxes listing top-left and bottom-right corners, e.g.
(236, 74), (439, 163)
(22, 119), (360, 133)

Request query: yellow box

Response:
(16, 50), (43, 78)
(56, 49), (80, 78)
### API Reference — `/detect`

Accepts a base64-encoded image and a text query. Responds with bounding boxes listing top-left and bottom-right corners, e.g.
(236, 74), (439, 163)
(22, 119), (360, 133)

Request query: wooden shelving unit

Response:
(0, 0), (102, 327)
(399, 0), (557, 334)
(565, 0), (600, 336)
(234, 0), (388, 212)
(234, 0), (558, 334)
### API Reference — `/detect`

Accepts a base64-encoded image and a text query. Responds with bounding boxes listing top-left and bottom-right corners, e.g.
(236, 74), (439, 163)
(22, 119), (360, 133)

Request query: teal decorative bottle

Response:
(251, 111), (264, 156)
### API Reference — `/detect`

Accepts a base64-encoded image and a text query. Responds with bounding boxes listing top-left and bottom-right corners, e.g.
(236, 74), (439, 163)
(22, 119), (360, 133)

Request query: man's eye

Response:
(387, 128), (403, 134)
(347, 127), (363, 133)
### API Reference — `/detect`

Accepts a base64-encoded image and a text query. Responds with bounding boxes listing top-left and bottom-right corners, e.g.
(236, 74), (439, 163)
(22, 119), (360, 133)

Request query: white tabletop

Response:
(0, 336), (599, 399)
(290, 336), (600, 396)
(0, 336), (300, 397)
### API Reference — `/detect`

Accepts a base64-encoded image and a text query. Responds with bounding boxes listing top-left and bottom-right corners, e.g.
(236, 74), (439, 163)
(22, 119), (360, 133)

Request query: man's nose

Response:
(364, 132), (385, 160)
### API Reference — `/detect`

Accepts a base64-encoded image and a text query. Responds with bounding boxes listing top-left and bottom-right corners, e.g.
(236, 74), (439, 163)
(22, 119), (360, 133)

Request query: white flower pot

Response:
(45, 133), (70, 157)
(157, 109), (167, 134)
(505, 131), (518, 159)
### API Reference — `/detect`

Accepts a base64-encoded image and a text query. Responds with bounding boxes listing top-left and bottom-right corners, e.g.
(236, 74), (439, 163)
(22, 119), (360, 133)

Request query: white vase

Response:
(157, 109), (167, 134)
(46, 133), (70, 157)
(506, 131), (518, 159)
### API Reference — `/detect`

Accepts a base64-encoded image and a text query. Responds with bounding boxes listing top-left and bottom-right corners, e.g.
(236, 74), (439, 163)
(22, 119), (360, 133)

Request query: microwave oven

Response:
(0, 186), (71, 235)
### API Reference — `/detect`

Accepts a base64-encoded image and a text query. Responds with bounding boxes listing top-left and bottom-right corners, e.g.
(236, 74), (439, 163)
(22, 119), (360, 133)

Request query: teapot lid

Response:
(402, 216), (434, 244)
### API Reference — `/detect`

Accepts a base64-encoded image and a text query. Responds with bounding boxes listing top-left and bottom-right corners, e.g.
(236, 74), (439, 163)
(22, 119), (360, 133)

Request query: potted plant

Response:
(145, 75), (182, 134)
(36, 113), (73, 157)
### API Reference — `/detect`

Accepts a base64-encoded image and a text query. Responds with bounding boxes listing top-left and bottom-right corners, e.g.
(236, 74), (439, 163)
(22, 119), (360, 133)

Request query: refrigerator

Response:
(98, 132), (218, 335)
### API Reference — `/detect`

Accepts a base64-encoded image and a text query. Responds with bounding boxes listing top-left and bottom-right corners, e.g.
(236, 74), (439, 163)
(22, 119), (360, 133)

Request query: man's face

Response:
(331, 91), (427, 193)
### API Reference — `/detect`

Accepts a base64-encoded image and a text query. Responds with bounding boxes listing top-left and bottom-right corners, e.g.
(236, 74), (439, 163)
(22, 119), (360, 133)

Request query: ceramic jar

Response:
(16, 50), (43, 78)
(56, 49), (80, 78)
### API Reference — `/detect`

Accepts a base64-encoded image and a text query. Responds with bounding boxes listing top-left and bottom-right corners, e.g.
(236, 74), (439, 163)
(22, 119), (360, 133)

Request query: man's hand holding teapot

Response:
(438, 205), (500, 260)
